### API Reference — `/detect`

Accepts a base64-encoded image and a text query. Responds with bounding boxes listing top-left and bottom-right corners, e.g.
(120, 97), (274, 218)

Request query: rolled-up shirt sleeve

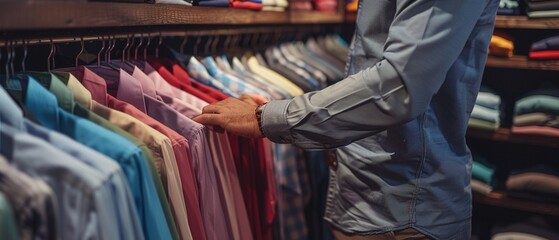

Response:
(261, 0), (491, 150)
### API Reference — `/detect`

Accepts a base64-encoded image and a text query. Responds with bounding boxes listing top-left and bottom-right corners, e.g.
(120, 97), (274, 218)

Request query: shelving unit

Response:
(495, 15), (559, 29)
(0, 2), (343, 32)
(486, 55), (559, 71)
(470, 15), (559, 240)
(467, 128), (559, 148)
(473, 192), (559, 217)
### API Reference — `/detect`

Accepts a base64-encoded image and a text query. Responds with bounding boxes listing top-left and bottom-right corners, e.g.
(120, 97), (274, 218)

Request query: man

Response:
(193, 0), (500, 239)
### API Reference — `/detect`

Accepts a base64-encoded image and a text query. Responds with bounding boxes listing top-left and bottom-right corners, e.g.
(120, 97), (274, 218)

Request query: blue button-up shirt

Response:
(0, 85), (144, 240)
(0, 123), (109, 240)
(261, 0), (499, 239)
(4, 77), (172, 240)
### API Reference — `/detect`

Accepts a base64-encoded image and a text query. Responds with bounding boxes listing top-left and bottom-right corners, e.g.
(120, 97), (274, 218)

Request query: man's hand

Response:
(193, 95), (268, 138)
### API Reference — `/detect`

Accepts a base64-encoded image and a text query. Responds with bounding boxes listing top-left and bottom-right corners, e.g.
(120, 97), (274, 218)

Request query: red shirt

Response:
(148, 59), (220, 104)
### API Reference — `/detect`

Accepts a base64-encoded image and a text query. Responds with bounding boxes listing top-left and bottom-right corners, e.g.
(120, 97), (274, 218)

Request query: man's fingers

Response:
(192, 113), (222, 126)
(201, 104), (221, 114)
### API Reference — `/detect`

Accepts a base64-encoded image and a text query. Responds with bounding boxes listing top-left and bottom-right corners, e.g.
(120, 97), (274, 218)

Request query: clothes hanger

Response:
(143, 33), (151, 60)
(21, 40), (28, 74)
(203, 35), (214, 57)
(47, 39), (55, 72)
(97, 36), (106, 68)
(4, 40), (26, 102)
(5, 40), (11, 79)
(75, 37), (85, 68)
(180, 33), (188, 55)
(134, 33), (144, 62)
(193, 35), (202, 56)
(155, 32), (163, 59)
(102, 35), (120, 71)
(121, 34), (131, 64)
(212, 35), (220, 57)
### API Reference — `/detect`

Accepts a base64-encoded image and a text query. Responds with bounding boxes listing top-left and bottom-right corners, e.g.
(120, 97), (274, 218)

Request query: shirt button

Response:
(327, 150), (338, 170)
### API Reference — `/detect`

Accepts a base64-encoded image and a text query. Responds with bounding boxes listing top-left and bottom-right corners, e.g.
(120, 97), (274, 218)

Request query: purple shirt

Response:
(91, 66), (232, 240)
(139, 62), (254, 240)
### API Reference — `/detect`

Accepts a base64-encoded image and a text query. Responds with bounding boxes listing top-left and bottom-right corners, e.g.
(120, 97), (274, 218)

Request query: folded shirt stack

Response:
(472, 154), (497, 195)
(289, 0), (313, 10)
(489, 34), (514, 58)
(491, 216), (559, 240)
(498, 0), (521, 15)
(525, 0), (559, 18)
(346, 0), (357, 13)
(512, 87), (559, 137)
(529, 36), (559, 60)
(313, 0), (337, 12)
(469, 85), (503, 131)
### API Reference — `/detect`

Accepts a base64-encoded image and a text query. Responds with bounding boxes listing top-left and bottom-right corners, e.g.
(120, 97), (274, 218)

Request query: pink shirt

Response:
(140, 62), (254, 240)
(94, 65), (231, 240)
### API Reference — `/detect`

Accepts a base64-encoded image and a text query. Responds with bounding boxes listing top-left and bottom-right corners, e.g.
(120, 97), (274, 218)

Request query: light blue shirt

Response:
(202, 56), (272, 98)
(0, 124), (109, 240)
(4, 77), (172, 240)
(0, 85), (143, 240)
(261, 0), (500, 239)
(170, 49), (240, 98)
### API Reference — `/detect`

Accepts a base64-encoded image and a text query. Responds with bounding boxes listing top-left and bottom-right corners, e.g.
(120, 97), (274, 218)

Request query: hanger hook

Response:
(212, 35), (220, 55)
(47, 38), (54, 72)
(97, 36), (106, 68)
(134, 33), (143, 61)
(9, 40), (15, 77)
(204, 35), (213, 56)
(155, 32), (163, 58)
(4, 40), (10, 79)
(193, 36), (201, 56)
(21, 39), (28, 73)
(75, 37), (84, 68)
(144, 33), (151, 60)
(231, 34), (240, 52)
(223, 35), (231, 54)
(121, 34), (130, 63)
(108, 35), (116, 64)
(180, 33), (188, 55)
(127, 34), (135, 61)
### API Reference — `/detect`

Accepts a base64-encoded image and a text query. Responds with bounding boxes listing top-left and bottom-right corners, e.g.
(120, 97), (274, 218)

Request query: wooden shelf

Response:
(467, 127), (559, 148)
(485, 55), (559, 71)
(0, 2), (343, 31)
(473, 192), (559, 217)
(495, 15), (559, 29)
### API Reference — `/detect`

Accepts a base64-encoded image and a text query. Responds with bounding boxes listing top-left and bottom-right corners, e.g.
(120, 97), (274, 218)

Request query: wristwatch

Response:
(255, 104), (266, 136)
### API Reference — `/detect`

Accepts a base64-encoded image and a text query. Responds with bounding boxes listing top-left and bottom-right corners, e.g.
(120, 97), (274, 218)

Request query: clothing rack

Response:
(0, 2), (352, 240)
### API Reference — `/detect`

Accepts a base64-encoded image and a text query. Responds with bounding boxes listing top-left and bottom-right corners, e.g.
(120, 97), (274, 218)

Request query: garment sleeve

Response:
(261, 0), (492, 150)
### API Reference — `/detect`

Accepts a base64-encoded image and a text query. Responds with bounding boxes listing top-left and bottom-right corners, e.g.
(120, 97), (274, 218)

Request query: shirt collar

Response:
(117, 68), (147, 113)
(0, 86), (24, 130)
(21, 76), (60, 130)
(53, 71), (94, 110)
(28, 72), (76, 113)
(141, 61), (177, 97)
(131, 66), (158, 99)
(70, 66), (109, 106)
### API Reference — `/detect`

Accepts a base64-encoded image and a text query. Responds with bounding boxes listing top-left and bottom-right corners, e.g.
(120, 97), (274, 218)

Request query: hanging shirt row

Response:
(0, 34), (349, 240)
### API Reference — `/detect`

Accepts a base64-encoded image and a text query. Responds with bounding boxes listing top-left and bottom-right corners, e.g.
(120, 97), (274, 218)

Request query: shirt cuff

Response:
(260, 99), (292, 143)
